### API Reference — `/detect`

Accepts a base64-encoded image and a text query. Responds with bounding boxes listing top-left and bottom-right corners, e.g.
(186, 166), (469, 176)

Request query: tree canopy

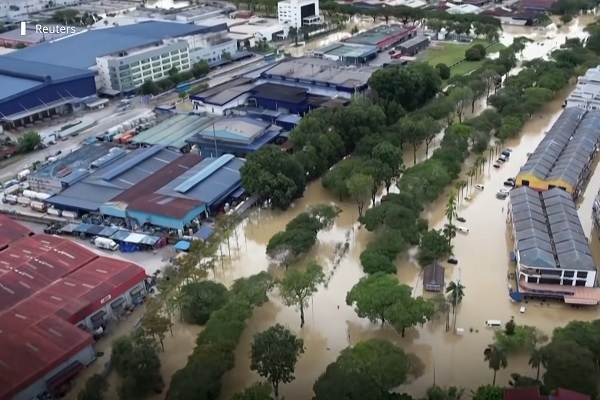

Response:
(277, 261), (325, 327)
(178, 281), (229, 325)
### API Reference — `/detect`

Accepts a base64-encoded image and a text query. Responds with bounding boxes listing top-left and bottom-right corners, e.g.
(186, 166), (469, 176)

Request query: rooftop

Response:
(190, 77), (255, 105)
(197, 117), (271, 144)
(0, 230), (146, 400)
(345, 24), (414, 46)
(156, 154), (245, 207)
(510, 186), (596, 271)
(112, 153), (204, 219)
(0, 215), (34, 250)
(423, 262), (445, 291)
(504, 387), (590, 400)
(0, 25), (86, 44)
(131, 114), (216, 149)
(33, 142), (117, 180)
(518, 108), (600, 188)
(46, 146), (182, 211)
(314, 42), (378, 58)
(568, 66), (600, 105)
(0, 22), (224, 71)
(252, 82), (308, 104)
(262, 57), (377, 89)
(0, 234), (99, 312)
(399, 35), (430, 49)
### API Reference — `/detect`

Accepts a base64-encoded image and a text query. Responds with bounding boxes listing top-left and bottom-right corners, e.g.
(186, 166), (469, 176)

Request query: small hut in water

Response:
(423, 262), (445, 292)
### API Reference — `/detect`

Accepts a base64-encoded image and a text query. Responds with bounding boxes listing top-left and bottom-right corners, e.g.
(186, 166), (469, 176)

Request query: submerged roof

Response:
(518, 109), (600, 187)
(510, 187), (595, 271)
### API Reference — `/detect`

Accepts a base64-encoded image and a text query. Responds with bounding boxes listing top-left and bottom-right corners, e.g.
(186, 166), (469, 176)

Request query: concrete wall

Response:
(0, 76), (97, 118)
(191, 93), (250, 115)
(14, 345), (96, 400)
(189, 39), (238, 64)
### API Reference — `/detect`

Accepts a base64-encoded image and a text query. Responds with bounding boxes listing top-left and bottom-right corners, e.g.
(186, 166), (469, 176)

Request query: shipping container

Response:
(17, 169), (31, 180)
(17, 196), (30, 205)
(30, 201), (47, 212)
(4, 185), (20, 195)
(47, 208), (62, 216)
(36, 193), (51, 200)
(62, 211), (79, 219)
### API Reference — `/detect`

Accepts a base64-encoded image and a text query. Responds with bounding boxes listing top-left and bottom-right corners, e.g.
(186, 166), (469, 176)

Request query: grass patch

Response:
(422, 40), (506, 77)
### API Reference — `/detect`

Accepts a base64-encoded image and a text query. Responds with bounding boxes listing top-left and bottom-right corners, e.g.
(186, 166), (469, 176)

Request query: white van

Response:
(485, 320), (502, 328)
(457, 226), (469, 233)
(475, 184), (485, 190)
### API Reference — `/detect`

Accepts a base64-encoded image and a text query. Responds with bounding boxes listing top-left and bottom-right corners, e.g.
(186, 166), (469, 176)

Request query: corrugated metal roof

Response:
(510, 187), (596, 271)
(0, 227), (147, 400)
(0, 74), (44, 101)
(158, 156), (245, 206)
(3, 22), (225, 70)
(518, 109), (600, 187)
(131, 114), (215, 148)
(0, 215), (33, 249)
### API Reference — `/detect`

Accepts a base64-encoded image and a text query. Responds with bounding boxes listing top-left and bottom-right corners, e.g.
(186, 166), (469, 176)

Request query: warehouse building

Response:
(0, 230), (147, 400)
(105, 153), (245, 229)
(130, 114), (217, 152)
(565, 66), (600, 110)
(0, 22), (232, 122)
(508, 187), (600, 305)
(0, 214), (34, 250)
(515, 108), (600, 198)
(44, 146), (183, 211)
(313, 42), (378, 64)
(344, 24), (417, 51)
(397, 35), (430, 56)
(186, 117), (283, 157)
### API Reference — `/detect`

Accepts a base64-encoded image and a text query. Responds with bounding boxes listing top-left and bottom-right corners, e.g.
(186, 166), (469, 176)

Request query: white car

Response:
(499, 188), (510, 195)
(457, 226), (469, 233)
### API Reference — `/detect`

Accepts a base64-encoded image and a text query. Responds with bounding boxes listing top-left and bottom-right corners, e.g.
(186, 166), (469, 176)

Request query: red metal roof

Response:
(0, 215), (33, 250)
(555, 389), (591, 400)
(0, 227), (147, 400)
(0, 234), (98, 312)
(114, 153), (204, 219)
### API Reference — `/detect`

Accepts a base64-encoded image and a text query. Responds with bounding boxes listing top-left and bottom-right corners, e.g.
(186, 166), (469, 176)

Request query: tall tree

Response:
(543, 340), (598, 398)
(347, 173), (374, 219)
(277, 261), (325, 327)
(418, 229), (453, 266)
(346, 273), (402, 325)
(485, 346), (508, 386)
(250, 324), (305, 398)
(372, 141), (404, 193)
(449, 87), (474, 123)
(230, 382), (274, 400)
(313, 339), (409, 400)
(77, 374), (109, 400)
(445, 280), (465, 331)
(528, 347), (544, 381)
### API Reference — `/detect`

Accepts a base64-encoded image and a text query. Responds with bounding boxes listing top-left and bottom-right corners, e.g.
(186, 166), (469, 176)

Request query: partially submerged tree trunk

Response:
(300, 304), (305, 328)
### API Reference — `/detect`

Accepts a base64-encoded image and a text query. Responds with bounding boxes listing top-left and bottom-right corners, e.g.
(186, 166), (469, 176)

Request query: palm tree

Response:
(445, 280), (465, 331)
(467, 168), (476, 188)
(444, 193), (458, 245)
(485, 345), (508, 386)
(528, 347), (544, 381)
(443, 223), (457, 247)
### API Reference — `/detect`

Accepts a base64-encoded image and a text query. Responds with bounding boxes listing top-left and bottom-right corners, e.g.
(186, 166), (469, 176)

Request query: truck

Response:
(17, 169), (31, 181)
(2, 195), (17, 204)
(117, 99), (133, 112)
(92, 237), (119, 251)
(62, 210), (79, 219)
(30, 201), (47, 212)
(47, 208), (62, 217)
(17, 196), (30, 206)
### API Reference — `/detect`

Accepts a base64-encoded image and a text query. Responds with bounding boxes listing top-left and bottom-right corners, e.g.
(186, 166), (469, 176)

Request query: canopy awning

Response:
(47, 361), (84, 392)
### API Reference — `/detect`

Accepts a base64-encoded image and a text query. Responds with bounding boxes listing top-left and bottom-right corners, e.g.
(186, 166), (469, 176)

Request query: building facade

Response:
(565, 66), (600, 110)
(96, 39), (191, 93)
(0, 0), (79, 20)
(278, 0), (321, 28)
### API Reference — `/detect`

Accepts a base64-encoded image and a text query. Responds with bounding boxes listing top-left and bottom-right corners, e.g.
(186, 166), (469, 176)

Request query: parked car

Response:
(456, 217), (466, 223)
(448, 258), (458, 265)
(504, 180), (515, 187)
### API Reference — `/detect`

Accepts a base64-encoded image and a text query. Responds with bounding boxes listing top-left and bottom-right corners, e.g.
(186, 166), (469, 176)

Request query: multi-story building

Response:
(277, 0), (321, 28)
(0, 0), (79, 20)
(507, 186), (600, 305)
(96, 39), (191, 93)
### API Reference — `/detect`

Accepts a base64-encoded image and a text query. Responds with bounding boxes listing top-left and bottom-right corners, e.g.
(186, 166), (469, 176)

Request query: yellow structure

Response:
(515, 108), (600, 198)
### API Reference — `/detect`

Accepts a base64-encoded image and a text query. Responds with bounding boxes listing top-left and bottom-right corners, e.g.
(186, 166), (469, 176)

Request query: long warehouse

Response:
(508, 186), (600, 305)
(515, 108), (600, 198)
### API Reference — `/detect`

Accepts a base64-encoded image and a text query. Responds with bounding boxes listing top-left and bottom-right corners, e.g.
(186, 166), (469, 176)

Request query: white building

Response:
(565, 66), (600, 110)
(445, 3), (482, 14)
(277, 0), (321, 28)
(0, 0), (78, 20)
(96, 39), (192, 93)
(229, 18), (289, 42)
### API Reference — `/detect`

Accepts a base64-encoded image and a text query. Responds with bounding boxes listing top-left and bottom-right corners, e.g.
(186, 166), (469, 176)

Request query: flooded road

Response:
(214, 19), (600, 399)
(66, 17), (600, 400)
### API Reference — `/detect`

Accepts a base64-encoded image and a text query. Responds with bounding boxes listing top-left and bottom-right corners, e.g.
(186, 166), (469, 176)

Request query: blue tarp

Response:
(195, 224), (214, 241)
(174, 240), (190, 252)
(509, 290), (523, 302)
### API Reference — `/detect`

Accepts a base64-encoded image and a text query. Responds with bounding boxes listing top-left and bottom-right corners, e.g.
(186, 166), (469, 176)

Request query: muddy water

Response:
(213, 19), (600, 400)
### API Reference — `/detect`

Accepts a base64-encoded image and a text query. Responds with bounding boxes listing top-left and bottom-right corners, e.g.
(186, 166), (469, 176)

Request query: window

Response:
(548, 184), (556, 189)
(562, 279), (573, 286)
(563, 270), (574, 278)
(577, 271), (587, 278)
(522, 180), (530, 186)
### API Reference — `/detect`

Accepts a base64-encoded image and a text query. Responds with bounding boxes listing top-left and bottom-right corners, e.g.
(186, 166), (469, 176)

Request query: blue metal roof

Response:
(0, 57), (94, 83)
(0, 74), (43, 101)
(159, 156), (245, 206)
(3, 22), (225, 70)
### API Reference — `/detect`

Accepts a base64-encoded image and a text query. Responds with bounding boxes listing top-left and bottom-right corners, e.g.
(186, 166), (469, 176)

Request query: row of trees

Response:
(138, 60), (210, 96)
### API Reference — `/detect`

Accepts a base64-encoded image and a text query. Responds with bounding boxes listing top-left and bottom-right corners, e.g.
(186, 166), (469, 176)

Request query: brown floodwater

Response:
(215, 19), (600, 400)
(67, 17), (600, 400)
